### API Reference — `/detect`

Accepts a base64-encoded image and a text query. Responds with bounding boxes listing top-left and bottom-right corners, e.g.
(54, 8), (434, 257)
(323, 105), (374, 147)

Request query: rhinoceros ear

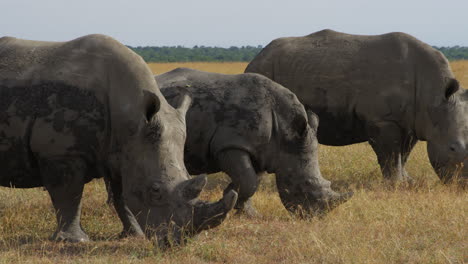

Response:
(142, 90), (161, 122)
(445, 78), (460, 99)
(174, 91), (192, 117)
(306, 110), (319, 131)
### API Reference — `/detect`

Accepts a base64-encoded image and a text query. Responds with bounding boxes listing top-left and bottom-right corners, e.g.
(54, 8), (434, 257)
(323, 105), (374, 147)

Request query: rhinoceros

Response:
(246, 29), (468, 183)
(153, 68), (352, 217)
(0, 35), (237, 244)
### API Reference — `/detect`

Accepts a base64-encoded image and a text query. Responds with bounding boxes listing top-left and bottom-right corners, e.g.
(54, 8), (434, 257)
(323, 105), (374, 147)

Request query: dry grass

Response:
(451, 60), (468, 88)
(148, 62), (247, 75)
(0, 61), (467, 263)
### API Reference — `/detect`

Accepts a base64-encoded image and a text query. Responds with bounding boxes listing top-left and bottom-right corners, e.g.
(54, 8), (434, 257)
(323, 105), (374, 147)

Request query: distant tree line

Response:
(434, 46), (468, 61)
(128, 45), (263, 62)
(128, 45), (468, 62)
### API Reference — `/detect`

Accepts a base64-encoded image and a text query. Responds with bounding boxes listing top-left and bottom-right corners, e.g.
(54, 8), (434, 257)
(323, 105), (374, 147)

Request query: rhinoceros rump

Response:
(154, 68), (352, 217)
(0, 35), (236, 244)
(246, 29), (468, 184)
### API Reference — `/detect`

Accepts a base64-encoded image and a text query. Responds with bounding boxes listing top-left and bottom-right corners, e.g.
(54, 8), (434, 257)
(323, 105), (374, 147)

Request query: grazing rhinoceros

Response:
(0, 35), (237, 245)
(246, 29), (468, 183)
(153, 68), (352, 217)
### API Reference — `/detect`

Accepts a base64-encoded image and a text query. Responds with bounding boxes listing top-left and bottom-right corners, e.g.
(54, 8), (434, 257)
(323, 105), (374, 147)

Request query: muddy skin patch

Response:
(0, 82), (106, 188)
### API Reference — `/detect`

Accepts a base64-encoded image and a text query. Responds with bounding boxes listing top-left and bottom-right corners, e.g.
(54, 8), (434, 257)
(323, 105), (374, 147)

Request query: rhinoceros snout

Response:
(323, 191), (353, 210)
(280, 190), (353, 218)
(152, 190), (238, 248)
(306, 191), (353, 218)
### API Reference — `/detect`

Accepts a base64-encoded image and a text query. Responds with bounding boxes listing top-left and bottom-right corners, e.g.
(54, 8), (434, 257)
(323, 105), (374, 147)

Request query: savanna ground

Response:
(0, 62), (467, 264)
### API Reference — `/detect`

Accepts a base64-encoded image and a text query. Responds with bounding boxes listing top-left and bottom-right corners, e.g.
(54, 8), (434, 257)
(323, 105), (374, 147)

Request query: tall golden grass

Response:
(0, 61), (466, 264)
(149, 61), (468, 87)
(148, 62), (247, 75)
(451, 60), (468, 88)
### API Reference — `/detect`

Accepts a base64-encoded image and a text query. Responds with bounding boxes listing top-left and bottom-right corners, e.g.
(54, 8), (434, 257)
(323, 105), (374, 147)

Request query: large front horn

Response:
(191, 190), (238, 233)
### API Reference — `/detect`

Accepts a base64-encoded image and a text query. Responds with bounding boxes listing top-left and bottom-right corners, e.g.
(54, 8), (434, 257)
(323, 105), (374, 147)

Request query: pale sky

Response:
(2, 0), (467, 47)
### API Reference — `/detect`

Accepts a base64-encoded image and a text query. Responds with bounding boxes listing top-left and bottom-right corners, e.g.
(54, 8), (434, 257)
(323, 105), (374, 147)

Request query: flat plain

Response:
(0, 61), (466, 264)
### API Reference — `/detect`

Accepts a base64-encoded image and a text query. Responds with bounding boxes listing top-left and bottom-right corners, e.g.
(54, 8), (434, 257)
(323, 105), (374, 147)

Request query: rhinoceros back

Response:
(246, 29), (450, 146)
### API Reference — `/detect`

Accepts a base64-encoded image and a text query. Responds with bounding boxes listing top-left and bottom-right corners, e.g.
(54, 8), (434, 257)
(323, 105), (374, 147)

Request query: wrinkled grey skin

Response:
(154, 68), (352, 217)
(246, 29), (468, 183)
(0, 35), (237, 245)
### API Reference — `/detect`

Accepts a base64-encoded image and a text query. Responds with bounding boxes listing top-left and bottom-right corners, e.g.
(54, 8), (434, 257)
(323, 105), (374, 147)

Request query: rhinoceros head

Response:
(119, 91), (237, 245)
(426, 78), (468, 183)
(270, 108), (352, 217)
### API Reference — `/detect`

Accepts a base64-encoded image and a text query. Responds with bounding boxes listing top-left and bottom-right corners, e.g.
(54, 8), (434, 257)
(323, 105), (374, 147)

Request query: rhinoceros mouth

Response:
(148, 189), (238, 248)
(278, 189), (353, 218)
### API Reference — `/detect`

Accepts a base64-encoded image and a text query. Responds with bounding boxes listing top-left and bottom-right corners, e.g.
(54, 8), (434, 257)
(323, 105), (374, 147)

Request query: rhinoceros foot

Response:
(118, 229), (145, 239)
(51, 228), (90, 243)
(384, 177), (414, 189)
(402, 169), (415, 183)
(235, 199), (262, 218)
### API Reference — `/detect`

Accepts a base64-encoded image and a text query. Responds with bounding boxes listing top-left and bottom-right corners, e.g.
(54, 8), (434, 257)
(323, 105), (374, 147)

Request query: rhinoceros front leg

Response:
(107, 174), (145, 238)
(41, 159), (89, 242)
(103, 176), (113, 205)
(217, 149), (261, 217)
(368, 122), (409, 183)
(400, 135), (418, 181)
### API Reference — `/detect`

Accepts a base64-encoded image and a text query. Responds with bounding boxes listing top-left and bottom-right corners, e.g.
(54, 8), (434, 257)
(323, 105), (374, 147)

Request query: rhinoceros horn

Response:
(191, 190), (238, 233)
(180, 174), (238, 233)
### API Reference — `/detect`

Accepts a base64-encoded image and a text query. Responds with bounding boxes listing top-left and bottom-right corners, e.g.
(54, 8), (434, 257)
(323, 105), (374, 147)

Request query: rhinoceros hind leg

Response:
(218, 149), (260, 217)
(368, 122), (407, 183)
(41, 159), (89, 242)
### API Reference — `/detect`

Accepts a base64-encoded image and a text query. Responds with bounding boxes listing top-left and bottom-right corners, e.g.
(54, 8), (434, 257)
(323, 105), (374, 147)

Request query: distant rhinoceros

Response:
(0, 35), (236, 245)
(154, 68), (352, 217)
(246, 29), (468, 183)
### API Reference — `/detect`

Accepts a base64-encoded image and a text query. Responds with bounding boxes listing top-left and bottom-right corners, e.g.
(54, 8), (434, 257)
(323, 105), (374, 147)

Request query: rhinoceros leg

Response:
(217, 149), (260, 217)
(223, 185), (261, 217)
(368, 122), (407, 182)
(41, 159), (89, 242)
(107, 173), (144, 238)
(400, 135), (418, 181)
(103, 176), (113, 205)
